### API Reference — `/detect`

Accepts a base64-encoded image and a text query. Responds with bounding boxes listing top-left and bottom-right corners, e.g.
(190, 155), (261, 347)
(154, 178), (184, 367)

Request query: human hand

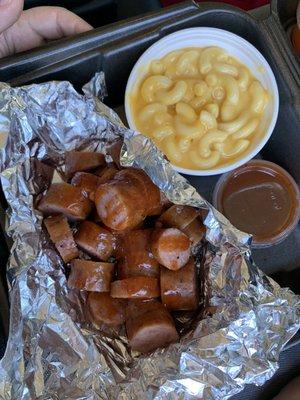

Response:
(273, 376), (300, 400)
(0, 0), (92, 58)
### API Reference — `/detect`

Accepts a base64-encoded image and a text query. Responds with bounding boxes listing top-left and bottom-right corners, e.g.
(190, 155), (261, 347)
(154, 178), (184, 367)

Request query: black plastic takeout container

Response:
(0, 1), (299, 398)
(271, 0), (300, 78)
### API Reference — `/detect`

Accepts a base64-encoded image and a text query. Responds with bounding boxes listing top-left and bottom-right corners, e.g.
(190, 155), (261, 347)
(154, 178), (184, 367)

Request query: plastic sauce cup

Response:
(213, 160), (300, 248)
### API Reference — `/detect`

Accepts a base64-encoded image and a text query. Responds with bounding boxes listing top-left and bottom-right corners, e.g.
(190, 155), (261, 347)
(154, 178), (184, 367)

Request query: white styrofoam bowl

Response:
(125, 28), (279, 176)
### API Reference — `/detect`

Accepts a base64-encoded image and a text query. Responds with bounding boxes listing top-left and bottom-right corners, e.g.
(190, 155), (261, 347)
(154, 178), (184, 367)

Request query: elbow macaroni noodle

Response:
(129, 46), (269, 170)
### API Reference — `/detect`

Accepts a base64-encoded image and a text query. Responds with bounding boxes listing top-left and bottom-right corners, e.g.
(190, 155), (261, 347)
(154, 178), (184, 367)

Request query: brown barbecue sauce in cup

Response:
(213, 160), (300, 248)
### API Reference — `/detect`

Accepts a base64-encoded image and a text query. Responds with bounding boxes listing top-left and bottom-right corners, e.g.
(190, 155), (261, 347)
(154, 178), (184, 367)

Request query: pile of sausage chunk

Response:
(38, 150), (206, 353)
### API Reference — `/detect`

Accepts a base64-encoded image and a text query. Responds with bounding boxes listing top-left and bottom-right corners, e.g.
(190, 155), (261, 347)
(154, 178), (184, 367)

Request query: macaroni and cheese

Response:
(129, 46), (269, 170)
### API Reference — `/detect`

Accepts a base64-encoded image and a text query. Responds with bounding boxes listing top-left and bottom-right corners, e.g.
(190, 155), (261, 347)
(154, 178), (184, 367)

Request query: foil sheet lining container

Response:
(0, 73), (299, 400)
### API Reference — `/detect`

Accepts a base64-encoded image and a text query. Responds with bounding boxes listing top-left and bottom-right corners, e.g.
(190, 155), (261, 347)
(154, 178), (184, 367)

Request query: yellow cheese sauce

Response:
(129, 47), (269, 170)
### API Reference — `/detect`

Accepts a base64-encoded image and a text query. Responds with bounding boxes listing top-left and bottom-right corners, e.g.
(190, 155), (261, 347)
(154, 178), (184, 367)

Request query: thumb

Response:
(0, 0), (24, 33)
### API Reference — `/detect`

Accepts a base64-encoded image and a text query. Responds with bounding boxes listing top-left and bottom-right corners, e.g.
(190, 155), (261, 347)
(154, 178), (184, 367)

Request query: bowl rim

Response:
(125, 27), (279, 176)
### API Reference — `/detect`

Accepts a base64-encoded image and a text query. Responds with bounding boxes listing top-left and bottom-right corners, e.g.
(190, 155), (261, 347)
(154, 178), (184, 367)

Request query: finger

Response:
(1, 6), (92, 56)
(0, 0), (23, 33)
(25, 6), (92, 39)
(273, 376), (300, 400)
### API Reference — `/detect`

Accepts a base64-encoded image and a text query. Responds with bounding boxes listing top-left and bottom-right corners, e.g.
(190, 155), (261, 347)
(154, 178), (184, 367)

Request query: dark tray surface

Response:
(270, 0), (300, 83)
(0, 2), (299, 399)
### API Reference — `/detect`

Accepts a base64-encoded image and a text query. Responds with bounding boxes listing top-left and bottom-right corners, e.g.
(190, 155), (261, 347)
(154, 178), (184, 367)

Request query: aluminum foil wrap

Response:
(0, 73), (299, 400)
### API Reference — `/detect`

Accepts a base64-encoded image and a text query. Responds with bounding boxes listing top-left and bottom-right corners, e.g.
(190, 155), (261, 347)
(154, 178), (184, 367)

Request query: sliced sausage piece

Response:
(75, 221), (115, 261)
(44, 215), (78, 263)
(71, 172), (100, 201)
(87, 292), (125, 326)
(111, 277), (159, 299)
(68, 259), (114, 292)
(117, 258), (159, 279)
(95, 180), (146, 231)
(160, 258), (199, 311)
(126, 299), (179, 353)
(107, 140), (123, 168)
(94, 163), (118, 184)
(117, 260), (133, 280)
(151, 228), (190, 271)
(182, 218), (206, 246)
(95, 168), (162, 230)
(125, 298), (162, 319)
(160, 192), (173, 209)
(115, 168), (161, 216)
(65, 151), (106, 178)
(150, 192), (173, 216)
(38, 182), (92, 221)
(158, 205), (199, 230)
(116, 230), (159, 278)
